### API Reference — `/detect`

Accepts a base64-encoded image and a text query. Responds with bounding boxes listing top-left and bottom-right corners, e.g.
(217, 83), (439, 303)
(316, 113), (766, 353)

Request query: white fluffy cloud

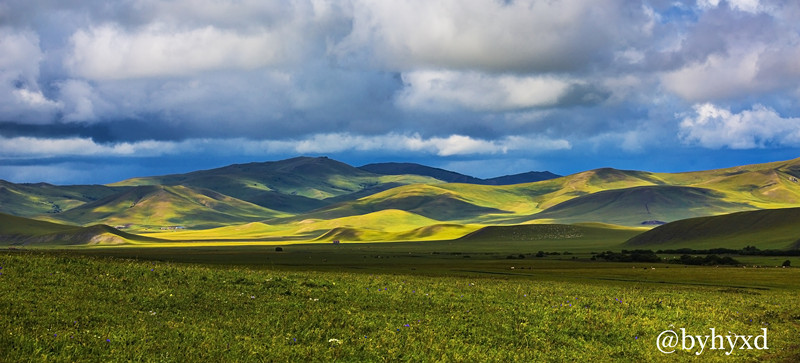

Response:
(661, 41), (800, 102)
(679, 103), (800, 148)
(660, 2), (800, 102)
(65, 24), (291, 80)
(57, 79), (110, 122)
(0, 29), (41, 82)
(233, 133), (570, 156)
(62, 0), (351, 80)
(661, 48), (762, 102)
(698, 0), (761, 13)
(396, 71), (574, 112)
(336, 0), (642, 72)
(0, 133), (570, 159)
(0, 136), (179, 157)
(0, 28), (61, 122)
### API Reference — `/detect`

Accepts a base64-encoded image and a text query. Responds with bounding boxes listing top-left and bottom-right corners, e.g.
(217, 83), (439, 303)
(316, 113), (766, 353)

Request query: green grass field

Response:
(3, 214), (799, 361)
(1, 249), (798, 361)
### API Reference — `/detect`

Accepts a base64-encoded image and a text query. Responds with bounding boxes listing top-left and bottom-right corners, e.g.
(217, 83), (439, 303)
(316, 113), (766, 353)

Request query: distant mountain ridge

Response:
(4, 156), (800, 240)
(359, 162), (560, 185)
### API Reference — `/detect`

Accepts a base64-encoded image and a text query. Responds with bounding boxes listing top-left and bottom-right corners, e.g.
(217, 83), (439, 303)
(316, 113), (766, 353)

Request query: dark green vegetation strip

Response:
(2, 250), (799, 361)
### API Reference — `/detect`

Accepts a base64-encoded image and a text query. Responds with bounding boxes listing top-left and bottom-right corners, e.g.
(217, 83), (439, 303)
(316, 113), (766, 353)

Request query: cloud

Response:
(698, 0), (761, 13)
(658, 2), (800, 101)
(0, 136), (179, 158)
(0, 28), (41, 80)
(57, 79), (110, 122)
(661, 47), (761, 102)
(65, 24), (290, 80)
(679, 103), (800, 149)
(62, 1), (353, 80)
(395, 71), (607, 112)
(232, 133), (571, 157)
(13, 88), (60, 108)
(3, 0), (800, 186)
(0, 27), (61, 123)
(0, 133), (571, 160)
(336, 0), (648, 73)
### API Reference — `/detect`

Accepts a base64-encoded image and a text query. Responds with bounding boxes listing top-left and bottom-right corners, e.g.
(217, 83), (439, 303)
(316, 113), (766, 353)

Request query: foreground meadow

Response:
(1, 250), (798, 362)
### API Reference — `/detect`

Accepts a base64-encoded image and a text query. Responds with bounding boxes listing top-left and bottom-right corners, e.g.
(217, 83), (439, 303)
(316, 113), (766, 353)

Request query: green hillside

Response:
(110, 157), (442, 212)
(654, 158), (800, 208)
(285, 166), (759, 226)
(5, 156), (800, 245)
(528, 185), (755, 226)
(624, 207), (800, 250)
(0, 180), (125, 217)
(0, 212), (159, 246)
(289, 184), (512, 223)
(53, 185), (286, 230)
(434, 159), (800, 225)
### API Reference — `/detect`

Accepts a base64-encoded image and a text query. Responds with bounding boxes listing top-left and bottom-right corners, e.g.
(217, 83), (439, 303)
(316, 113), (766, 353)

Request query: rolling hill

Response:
(655, 159), (800, 208)
(287, 184), (513, 223)
(0, 212), (159, 246)
(296, 167), (755, 226)
(624, 207), (800, 250)
(0, 180), (125, 217)
(52, 185), (286, 230)
(528, 185), (755, 226)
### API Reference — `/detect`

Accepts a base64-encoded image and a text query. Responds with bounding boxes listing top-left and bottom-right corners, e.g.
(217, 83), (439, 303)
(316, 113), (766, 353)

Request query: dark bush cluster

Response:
(533, 251), (563, 257)
(593, 250), (661, 263)
(656, 246), (800, 256)
(673, 254), (740, 266)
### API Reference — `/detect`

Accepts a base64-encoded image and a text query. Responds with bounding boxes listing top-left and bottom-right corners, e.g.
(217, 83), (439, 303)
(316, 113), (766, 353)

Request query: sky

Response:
(1, 0), (800, 184)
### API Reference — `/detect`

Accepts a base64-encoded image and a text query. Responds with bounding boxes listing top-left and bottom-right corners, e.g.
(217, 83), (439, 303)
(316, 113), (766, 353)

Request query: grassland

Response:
(1, 249), (798, 362)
